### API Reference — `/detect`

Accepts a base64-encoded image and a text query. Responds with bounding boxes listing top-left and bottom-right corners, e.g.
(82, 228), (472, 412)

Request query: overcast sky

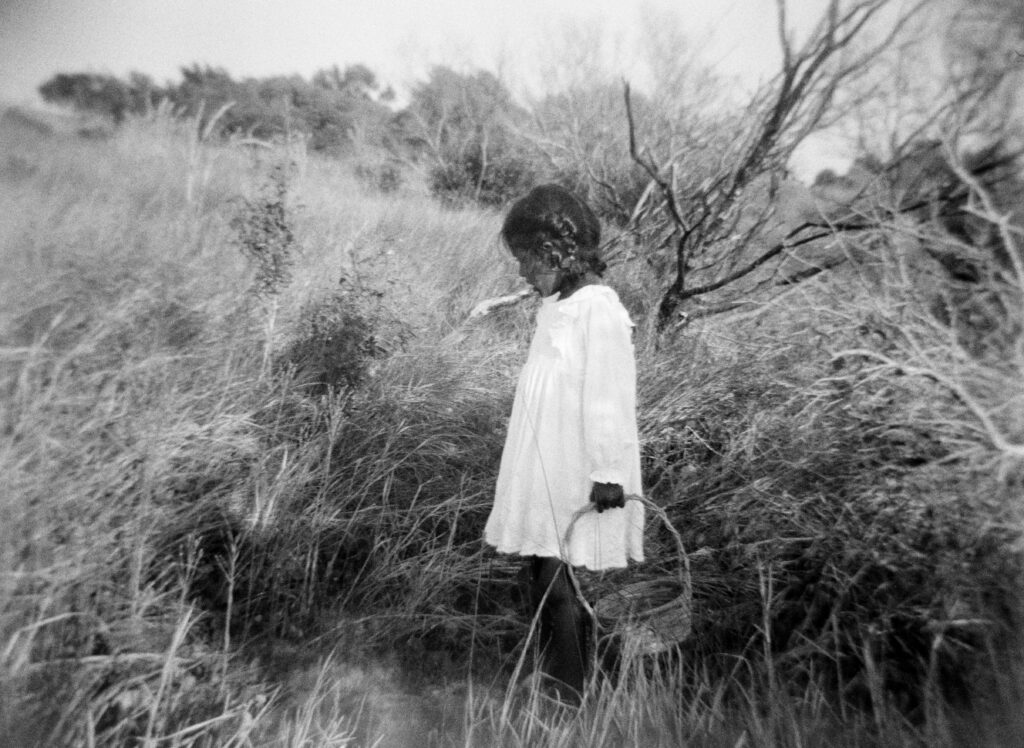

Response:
(1, 0), (881, 177)
(0, 1), (843, 97)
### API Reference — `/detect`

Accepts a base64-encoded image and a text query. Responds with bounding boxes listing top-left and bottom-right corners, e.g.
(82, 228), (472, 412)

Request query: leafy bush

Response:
(231, 163), (297, 299)
(37, 64), (397, 154)
(428, 140), (536, 208)
(275, 287), (386, 393)
(403, 66), (536, 208)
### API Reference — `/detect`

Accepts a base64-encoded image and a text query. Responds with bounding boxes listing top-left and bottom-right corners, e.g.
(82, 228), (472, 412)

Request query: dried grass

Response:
(1, 105), (1021, 746)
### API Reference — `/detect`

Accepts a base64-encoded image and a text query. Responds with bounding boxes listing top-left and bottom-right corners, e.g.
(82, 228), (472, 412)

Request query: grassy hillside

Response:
(1, 107), (1022, 747)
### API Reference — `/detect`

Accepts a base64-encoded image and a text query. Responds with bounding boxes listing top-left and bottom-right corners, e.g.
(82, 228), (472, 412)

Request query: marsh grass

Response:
(1, 106), (1021, 746)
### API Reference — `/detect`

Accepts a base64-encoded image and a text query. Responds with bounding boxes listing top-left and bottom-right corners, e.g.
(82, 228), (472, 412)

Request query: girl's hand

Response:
(590, 482), (625, 513)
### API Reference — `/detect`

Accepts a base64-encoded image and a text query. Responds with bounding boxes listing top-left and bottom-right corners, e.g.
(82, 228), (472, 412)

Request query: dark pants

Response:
(526, 556), (589, 701)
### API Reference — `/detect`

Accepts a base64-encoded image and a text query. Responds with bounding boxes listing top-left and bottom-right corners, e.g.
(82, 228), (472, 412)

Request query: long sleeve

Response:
(580, 296), (638, 486)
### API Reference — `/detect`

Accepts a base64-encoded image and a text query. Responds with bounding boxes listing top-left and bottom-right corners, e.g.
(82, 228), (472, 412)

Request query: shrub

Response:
(231, 163), (297, 299)
(275, 287), (386, 394)
(428, 142), (535, 208)
(630, 267), (1023, 717)
(402, 66), (536, 208)
(169, 344), (515, 667)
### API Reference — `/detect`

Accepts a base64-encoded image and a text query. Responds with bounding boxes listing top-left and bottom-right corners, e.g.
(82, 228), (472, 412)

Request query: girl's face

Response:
(514, 251), (563, 297)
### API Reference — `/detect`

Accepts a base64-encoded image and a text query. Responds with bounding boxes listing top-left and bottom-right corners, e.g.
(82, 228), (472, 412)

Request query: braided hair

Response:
(500, 184), (605, 280)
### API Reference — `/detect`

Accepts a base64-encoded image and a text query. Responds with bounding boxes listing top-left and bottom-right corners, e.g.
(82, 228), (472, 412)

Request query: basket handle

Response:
(562, 494), (691, 600)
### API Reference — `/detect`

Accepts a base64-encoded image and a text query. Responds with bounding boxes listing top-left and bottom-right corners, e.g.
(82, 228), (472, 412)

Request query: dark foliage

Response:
(275, 288), (388, 394)
(428, 141), (536, 207)
(38, 65), (397, 153)
(38, 72), (156, 123)
(231, 164), (297, 298)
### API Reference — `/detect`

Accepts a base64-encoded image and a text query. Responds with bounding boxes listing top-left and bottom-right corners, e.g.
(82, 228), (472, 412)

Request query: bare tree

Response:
(526, 83), (655, 224)
(804, 0), (1024, 295)
(626, 0), (925, 329)
(513, 10), (728, 231)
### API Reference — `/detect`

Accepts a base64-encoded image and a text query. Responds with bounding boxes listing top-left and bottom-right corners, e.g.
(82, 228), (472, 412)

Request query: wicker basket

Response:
(565, 496), (692, 654)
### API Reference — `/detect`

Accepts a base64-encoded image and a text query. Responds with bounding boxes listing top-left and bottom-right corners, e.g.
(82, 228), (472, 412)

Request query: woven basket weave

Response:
(564, 496), (692, 654)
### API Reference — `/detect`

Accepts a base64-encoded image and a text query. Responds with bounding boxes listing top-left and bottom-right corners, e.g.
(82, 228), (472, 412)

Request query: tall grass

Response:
(1, 105), (1021, 746)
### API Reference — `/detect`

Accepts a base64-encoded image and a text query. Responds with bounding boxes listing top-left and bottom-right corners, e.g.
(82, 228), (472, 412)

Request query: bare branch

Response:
(776, 0), (793, 73)
(836, 348), (1024, 462)
(674, 225), (841, 303)
(624, 89), (697, 233)
(618, 0), (923, 330)
(945, 145), (1024, 299)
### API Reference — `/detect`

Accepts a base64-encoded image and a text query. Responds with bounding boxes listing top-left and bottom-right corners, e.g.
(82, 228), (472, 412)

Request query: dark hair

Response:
(500, 184), (605, 277)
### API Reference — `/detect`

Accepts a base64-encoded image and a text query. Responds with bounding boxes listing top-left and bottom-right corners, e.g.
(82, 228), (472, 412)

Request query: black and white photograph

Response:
(1, 1), (1022, 745)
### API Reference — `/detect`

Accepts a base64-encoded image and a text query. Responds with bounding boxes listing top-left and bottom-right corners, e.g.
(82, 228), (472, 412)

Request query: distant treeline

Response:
(37, 64), (541, 206)
(36, 55), (1021, 243)
(40, 65), (397, 150)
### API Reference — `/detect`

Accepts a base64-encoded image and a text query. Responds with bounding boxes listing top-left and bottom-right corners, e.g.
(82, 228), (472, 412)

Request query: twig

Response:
(836, 347), (1024, 461)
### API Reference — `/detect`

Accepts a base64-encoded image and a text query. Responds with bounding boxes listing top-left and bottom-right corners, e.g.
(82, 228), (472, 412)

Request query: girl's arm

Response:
(580, 295), (638, 509)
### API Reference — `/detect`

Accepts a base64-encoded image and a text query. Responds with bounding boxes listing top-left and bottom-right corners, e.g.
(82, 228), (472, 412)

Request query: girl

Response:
(484, 184), (645, 700)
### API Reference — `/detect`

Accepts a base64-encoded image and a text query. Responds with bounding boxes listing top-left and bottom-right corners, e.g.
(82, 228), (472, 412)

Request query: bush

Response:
(428, 142), (535, 208)
(169, 345), (515, 665)
(403, 66), (536, 208)
(231, 163), (297, 299)
(631, 269), (1023, 716)
(275, 287), (385, 394)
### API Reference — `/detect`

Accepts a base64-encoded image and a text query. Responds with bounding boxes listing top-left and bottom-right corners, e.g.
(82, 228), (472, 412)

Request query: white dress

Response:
(484, 284), (645, 570)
